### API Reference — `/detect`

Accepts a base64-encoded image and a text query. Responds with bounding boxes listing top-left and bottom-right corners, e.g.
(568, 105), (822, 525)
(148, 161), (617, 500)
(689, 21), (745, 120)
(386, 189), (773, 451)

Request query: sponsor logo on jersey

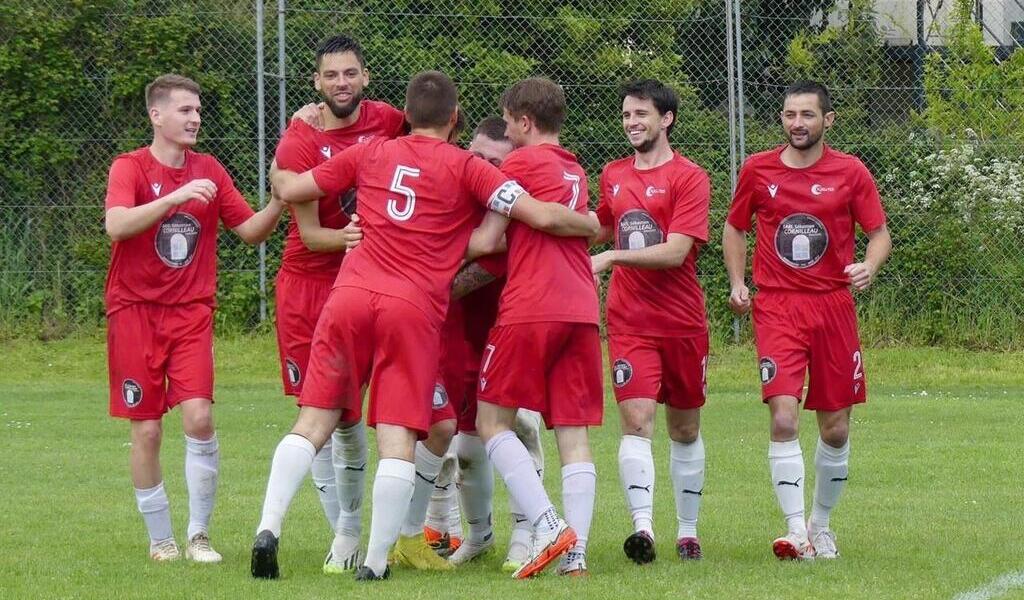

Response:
(432, 382), (449, 409)
(612, 358), (633, 387)
(617, 209), (664, 250)
(285, 358), (301, 386)
(320, 146), (331, 159)
(123, 379), (143, 407)
(151, 182), (162, 197)
(645, 185), (666, 198)
(759, 357), (777, 384)
(810, 183), (834, 196)
(767, 184), (779, 198)
(774, 213), (829, 269)
(154, 212), (201, 268)
(612, 184), (620, 197)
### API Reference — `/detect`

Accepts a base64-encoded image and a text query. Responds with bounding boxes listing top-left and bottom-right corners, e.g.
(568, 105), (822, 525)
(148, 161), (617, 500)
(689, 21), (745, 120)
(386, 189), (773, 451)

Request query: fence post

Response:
(729, 0), (747, 344)
(256, 0), (268, 323)
(278, 0), (287, 135)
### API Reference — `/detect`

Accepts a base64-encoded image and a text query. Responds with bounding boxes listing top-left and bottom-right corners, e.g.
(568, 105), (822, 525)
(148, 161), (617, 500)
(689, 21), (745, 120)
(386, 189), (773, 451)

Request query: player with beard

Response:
(590, 79), (711, 564)
(272, 34), (405, 574)
(104, 74), (284, 563)
(723, 80), (891, 560)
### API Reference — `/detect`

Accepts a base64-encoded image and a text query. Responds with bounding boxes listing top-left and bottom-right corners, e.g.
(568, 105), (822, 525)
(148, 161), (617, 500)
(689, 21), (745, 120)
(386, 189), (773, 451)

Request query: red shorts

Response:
(274, 270), (334, 397)
(753, 288), (866, 411)
(107, 303), (214, 420)
(477, 322), (603, 429)
(299, 286), (440, 437)
(608, 332), (708, 410)
(433, 309), (467, 426)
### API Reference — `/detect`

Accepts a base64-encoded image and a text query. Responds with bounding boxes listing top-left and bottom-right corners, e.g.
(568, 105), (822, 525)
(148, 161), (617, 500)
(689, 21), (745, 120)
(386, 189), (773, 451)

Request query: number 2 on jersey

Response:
(563, 171), (581, 209)
(387, 165), (420, 221)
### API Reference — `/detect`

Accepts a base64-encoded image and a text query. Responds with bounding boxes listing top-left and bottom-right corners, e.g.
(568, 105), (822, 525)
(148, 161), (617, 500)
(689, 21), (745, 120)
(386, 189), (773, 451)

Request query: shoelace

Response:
(191, 534), (212, 551)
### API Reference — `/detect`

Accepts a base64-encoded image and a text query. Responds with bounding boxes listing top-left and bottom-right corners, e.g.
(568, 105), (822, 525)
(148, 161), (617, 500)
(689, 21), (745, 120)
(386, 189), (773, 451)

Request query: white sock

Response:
(457, 433), (495, 544)
(562, 462), (596, 555)
(401, 443), (445, 536)
(810, 438), (850, 531)
(425, 453), (456, 532)
(135, 482), (174, 543)
(769, 439), (806, 539)
(618, 435), (655, 535)
(332, 424), (367, 538)
(185, 434), (219, 541)
(311, 438), (340, 533)
(364, 458), (416, 576)
(257, 434), (316, 537)
(670, 434), (705, 539)
(447, 493), (463, 539)
(486, 430), (553, 528)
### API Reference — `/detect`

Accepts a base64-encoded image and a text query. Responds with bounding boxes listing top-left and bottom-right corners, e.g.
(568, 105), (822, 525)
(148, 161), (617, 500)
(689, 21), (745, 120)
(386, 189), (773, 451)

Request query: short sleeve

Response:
(726, 159), (758, 231)
(463, 154), (522, 214)
(213, 161), (256, 229)
(383, 104), (408, 138)
(668, 168), (710, 243)
(595, 166), (614, 227)
(274, 121), (320, 172)
(312, 143), (365, 197)
(851, 162), (886, 233)
(105, 157), (139, 210)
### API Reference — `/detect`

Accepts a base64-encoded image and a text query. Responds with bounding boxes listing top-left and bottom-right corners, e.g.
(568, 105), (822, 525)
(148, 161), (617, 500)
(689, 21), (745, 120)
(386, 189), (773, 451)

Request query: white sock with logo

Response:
(562, 462), (596, 555)
(401, 443), (445, 536)
(670, 434), (705, 539)
(769, 440), (807, 539)
(257, 434), (315, 537)
(486, 430), (553, 529)
(332, 424), (367, 538)
(425, 452), (456, 533)
(364, 458), (416, 576)
(810, 438), (850, 532)
(618, 435), (655, 535)
(184, 434), (219, 540)
(136, 482), (174, 543)
(311, 437), (340, 533)
(457, 432), (495, 544)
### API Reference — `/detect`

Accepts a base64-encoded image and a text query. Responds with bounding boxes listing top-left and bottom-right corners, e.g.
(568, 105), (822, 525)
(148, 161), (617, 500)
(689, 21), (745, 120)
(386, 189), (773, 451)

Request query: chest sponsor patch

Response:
(612, 358), (633, 387)
(617, 209), (663, 250)
(123, 379), (143, 407)
(155, 212), (201, 268)
(432, 382), (449, 410)
(774, 213), (828, 269)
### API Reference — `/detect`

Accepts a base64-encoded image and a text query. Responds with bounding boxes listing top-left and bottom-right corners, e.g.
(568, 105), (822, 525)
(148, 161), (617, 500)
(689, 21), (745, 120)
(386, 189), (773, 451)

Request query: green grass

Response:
(2, 335), (1023, 599)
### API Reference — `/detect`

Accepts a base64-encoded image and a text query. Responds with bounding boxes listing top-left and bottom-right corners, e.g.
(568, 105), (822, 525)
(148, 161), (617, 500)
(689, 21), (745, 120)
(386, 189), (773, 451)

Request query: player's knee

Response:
(819, 421), (849, 447)
(770, 413), (799, 441)
(425, 419), (456, 455)
(182, 409), (215, 440)
(668, 420), (700, 444)
(618, 401), (656, 438)
(132, 420), (163, 450)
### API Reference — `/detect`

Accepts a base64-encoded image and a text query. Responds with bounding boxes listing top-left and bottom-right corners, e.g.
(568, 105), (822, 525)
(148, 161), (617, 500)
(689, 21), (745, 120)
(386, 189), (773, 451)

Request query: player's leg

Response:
(808, 408), (850, 559)
(502, 409), (544, 571)
(325, 417), (367, 573)
(130, 419), (178, 561)
(358, 424), (419, 580)
(450, 429), (496, 565)
(553, 426), (595, 576)
(424, 449), (458, 553)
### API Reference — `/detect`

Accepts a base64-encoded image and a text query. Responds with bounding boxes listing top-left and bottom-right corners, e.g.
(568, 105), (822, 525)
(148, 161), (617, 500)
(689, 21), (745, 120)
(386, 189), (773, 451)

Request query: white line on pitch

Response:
(954, 571), (1024, 600)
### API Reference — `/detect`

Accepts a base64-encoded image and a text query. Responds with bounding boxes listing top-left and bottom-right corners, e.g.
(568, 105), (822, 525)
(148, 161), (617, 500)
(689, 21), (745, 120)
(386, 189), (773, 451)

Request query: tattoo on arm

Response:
(451, 262), (498, 300)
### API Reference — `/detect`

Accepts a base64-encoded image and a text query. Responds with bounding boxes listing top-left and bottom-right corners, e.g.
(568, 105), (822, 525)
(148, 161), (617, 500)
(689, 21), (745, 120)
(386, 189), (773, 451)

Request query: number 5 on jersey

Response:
(387, 165), (420, 221)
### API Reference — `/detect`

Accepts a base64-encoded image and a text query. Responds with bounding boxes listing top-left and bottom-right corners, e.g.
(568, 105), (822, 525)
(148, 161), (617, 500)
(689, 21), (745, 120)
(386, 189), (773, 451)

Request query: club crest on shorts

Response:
(432, 383), (449, 409)
(122, 379), (143, 408)
(759, 357), (778, 385)
(154, 212), (201, 268)
(285, 359), (301, 386)
(612, 359), (633, 387)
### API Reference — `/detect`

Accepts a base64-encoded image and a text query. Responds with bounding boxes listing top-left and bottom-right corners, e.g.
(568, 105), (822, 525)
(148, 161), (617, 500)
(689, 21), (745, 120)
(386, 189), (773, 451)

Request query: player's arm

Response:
(509, 193), (600, 237)
(270, 165), (323, 204)
(591, 168), (615, 245)
(105, 178), (217, 242)
(231, 194), (285, 245)
(451, 261), (498, 300)
(722, 222), (751, 315)
(591, 225), (613, 246)
(845, 224), (891, 291)
(293, 200), (351, 252)
(591, 233), (696, 274)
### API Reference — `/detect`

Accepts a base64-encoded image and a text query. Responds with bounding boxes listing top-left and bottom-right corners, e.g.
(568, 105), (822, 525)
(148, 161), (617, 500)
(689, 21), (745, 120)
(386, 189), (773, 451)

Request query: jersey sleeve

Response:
(105, 157), (140, 210)
(274, 121), (319, 172)
(725, 158), (758, 231)
(382, 103), (408, 138)
(476, 252), (508, 278)
(464, 154), (525, 217)
(851, 162), (887, 233)
(668, 168), (711, 243)
(595, 166), (614, 227)
(312, 143), (365, 197)
(213, 160), (256, 229)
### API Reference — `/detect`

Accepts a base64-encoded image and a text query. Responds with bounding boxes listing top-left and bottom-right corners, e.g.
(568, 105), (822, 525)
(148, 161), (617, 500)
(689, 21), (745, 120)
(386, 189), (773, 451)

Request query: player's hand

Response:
(728, 283), (751, 315)
(291, 103), (325, 130)
(167, 179), (217, 205)
(844, 262), (877, 291)
(591, 250), (616, 275)
(342, 214), (362, 250)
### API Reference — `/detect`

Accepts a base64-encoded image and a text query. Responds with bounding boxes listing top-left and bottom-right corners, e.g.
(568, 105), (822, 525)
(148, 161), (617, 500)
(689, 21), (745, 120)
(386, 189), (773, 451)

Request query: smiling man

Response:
(722, 80), (891, 561)
(103, 73), (284, 563)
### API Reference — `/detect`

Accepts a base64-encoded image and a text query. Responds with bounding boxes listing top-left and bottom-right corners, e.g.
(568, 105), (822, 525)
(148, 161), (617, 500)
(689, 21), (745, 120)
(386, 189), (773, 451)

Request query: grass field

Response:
(2, 335), (1022, 599)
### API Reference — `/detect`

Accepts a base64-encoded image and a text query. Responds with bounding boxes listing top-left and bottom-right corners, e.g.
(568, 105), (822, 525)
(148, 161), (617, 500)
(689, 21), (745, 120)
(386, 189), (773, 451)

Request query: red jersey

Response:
(275, 100), (405, 279)
(496, 144), (599, 326)
(596, 152), (710, 337)
(726, 145), (886, 293)
(311, 135), (522, 323)
(104, 147), (255, 316)
(460, 253), (508, 366)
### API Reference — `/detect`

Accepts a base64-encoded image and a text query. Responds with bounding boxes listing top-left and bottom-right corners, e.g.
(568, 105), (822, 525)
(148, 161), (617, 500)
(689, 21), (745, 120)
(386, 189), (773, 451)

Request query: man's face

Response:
(314, 51), (368, 119)
(151, 89), (201, 147)
(502, 108), (529, 148)
(622, 95), (671, 153)
(468, 133), (514, 167)
(781, 93), (833, 150)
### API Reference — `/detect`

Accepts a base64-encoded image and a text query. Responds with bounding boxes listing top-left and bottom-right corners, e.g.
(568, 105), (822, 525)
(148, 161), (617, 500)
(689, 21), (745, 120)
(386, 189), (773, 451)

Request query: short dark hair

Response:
(146, 74), (201, 109)
(473, 116), (509, 143)
(315, 35), (365, 69)
(500, 77), (566, 134)
(405, 71), (459, 129)
(784, 80), (833, 114)
(619, 79), (679, 136)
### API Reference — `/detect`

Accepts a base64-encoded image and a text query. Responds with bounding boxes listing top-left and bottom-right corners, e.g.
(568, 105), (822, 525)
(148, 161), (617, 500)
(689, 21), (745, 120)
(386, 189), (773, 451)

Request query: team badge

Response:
(612, 359), (633, 387)
(151, 182), (162, 197)
(759, 357), (777, 384)
(154, 213), (201, 268)
(617, 209), (663, 250)
(320, 146), (331, 159)
(432, 383), (449, 409)
(123, 379), (143, 408)
(767, 184), (779, 198)
(774, 213), (828, 269)
(285, 359), (301, 386)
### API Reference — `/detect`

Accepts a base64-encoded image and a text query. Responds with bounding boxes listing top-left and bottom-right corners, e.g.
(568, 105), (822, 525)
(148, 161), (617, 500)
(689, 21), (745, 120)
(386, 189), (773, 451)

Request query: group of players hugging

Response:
(102, 33), (891, 581)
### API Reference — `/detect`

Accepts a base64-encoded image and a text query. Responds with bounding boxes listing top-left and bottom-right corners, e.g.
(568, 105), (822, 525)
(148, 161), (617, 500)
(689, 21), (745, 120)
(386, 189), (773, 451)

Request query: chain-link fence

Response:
(2, 0), (1023, 347)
